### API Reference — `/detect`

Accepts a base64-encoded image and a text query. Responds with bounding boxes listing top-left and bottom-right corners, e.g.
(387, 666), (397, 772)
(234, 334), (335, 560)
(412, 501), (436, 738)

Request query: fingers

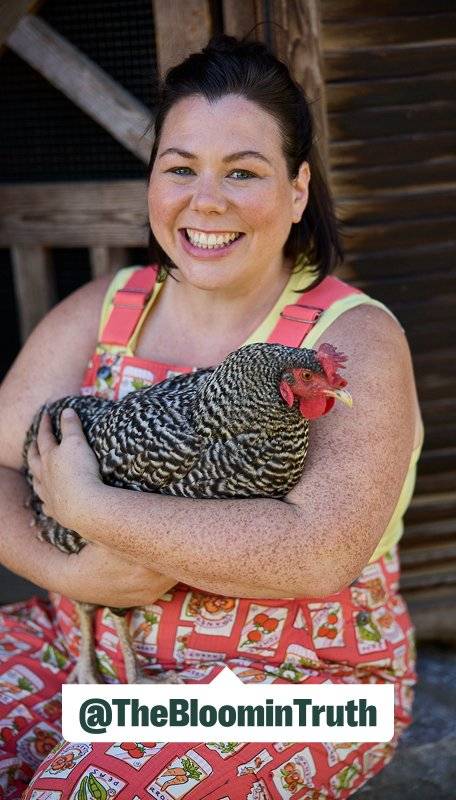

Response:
(60, 407), (83, 439)
(36, 408), (55, 457)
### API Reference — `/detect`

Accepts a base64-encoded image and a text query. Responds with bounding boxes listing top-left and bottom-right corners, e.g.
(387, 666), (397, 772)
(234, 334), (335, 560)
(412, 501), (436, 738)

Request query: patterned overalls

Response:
(0, 267), (416, 800)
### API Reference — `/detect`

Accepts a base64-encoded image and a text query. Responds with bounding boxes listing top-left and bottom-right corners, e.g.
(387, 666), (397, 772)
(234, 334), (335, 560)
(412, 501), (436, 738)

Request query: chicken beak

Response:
(323, 388), (353, 407)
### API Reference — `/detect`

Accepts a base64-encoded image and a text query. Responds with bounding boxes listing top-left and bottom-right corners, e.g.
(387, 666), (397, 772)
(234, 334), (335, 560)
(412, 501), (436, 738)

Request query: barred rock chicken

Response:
(23, 342), (351, 683)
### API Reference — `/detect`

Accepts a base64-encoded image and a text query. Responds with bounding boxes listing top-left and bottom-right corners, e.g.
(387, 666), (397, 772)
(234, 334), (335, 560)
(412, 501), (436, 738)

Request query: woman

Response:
(0, 36), (422, 799)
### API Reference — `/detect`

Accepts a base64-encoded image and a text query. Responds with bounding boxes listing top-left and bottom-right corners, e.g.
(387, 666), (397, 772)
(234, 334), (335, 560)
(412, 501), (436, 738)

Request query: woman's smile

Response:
(179, 227), (246, 259)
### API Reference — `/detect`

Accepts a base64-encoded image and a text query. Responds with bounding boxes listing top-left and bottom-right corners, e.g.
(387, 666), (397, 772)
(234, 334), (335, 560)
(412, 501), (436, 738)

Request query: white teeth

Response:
(185, 228), (241, 249)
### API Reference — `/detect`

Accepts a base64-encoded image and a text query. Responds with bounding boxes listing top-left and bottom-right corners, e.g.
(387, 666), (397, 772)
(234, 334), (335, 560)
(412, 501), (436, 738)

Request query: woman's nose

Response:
(189, 177), (228, 214)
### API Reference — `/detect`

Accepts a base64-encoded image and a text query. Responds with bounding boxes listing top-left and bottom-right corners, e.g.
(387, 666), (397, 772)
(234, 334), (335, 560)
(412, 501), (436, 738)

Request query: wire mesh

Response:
(0, 0), (157, 183)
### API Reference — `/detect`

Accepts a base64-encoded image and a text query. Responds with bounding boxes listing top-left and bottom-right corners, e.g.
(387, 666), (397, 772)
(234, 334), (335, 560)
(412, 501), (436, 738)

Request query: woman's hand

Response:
(28, 407), (102, 531)
(62, 541), (176, 607)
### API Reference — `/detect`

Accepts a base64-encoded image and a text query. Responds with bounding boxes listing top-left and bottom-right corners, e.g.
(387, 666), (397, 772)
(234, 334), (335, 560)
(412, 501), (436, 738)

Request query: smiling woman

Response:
(146, 96), (307, 318)
(0, 34), (422, 800)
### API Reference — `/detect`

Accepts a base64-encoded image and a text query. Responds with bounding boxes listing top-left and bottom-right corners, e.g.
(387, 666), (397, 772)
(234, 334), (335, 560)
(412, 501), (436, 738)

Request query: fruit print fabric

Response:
(1, 351), (416, 799)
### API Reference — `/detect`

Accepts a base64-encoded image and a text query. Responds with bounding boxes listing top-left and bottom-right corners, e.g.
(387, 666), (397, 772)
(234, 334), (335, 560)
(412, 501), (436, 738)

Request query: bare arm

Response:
(69, 304), (418, 598)
(0, 276), (175, 606)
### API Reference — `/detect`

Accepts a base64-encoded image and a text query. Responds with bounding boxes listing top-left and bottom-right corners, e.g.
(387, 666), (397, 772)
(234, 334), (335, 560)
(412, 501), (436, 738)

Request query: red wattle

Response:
(298, 395), (333, 420)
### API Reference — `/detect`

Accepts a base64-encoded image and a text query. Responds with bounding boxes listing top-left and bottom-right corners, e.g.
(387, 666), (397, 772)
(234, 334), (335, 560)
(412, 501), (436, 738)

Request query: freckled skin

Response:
(76, 297), (418, 600)
(6, 95), (419, 609)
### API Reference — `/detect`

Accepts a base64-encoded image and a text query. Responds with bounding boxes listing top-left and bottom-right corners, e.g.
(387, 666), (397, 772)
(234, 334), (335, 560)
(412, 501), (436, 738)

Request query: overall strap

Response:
(267, 275), (363, 347)
(99, 265), (159, 347)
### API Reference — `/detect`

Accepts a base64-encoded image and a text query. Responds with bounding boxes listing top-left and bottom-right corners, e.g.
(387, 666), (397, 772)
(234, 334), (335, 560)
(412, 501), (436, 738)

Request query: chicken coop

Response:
(0, 0), (455, 641)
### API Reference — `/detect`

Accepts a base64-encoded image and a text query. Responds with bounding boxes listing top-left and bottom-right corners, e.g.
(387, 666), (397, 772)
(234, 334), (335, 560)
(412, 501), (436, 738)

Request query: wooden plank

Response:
(354, 269), (456, 302)
(337, 187), (456, 226)
(404, 518), (456, 544)
(222, 0), (257, 38)
(151, 0), (212, 76)
(7, 15), (153, 163)
(345, 242), (456, 279)
(322, 14), (456, 50)
(418, 448), (456, 475)
(414, 347), (456, 371)
(417, 427), (455, 453)
(0, 181), (147, 247)
(331, 131), (456, 171)
(342, 216), (456, 254)
(11, 246), (55, 341)
(420, 397), (456, 418)
(405, 597), (456, 643)
(327, 73), (456, 114)
(323, 42), (456, 82)
(403, 323), (456, 354)
(321, 1), (454, 21)
(391, 296), (456, 329)
(89, 247), (129, 279)
(401, 542), (456, 568)
(332, 158), (456, 194)
(416, 471), (456, 496)
(400, 560), (456, 581)
(267, 0), (330, 171)
(329, 100), (455, 142)
(406, 492), (456, 524)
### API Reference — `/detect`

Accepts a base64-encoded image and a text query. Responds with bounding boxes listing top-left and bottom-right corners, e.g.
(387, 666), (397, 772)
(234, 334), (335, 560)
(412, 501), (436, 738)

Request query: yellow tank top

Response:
(99, 265), (424, 564)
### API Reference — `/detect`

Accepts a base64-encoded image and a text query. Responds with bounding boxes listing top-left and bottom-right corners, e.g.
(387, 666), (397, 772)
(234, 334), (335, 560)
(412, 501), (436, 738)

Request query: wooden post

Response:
(90, 247), (129, 279)
(151, 0), (212, 76)
(266, 0), (330, 173)
(222, 0), (257, 39)
(11, 246), (55, 341)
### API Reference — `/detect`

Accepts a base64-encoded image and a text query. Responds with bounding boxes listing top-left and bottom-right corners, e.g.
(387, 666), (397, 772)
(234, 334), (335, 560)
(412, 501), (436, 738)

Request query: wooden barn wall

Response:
(320, 0), (456, 638)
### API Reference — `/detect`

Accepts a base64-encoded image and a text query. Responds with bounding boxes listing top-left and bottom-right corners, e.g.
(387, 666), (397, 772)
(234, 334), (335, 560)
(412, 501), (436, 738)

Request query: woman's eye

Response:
(167, 167), (194, 176)
(229, 169), (256, 180)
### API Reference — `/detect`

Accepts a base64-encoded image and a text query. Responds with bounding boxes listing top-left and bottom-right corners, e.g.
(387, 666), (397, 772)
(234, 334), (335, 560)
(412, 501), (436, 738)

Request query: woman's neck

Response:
(159, 257), (292, 341)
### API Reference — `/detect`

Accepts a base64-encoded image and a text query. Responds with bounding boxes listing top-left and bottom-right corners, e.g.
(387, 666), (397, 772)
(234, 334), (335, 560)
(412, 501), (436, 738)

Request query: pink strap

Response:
(267, 275), (362, 347)
(101, 268), (362, 350)
(100, 265), (159, 347)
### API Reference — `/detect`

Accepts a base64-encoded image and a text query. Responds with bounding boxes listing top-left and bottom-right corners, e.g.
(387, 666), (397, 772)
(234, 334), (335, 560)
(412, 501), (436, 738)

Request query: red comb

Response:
(316, 343), (348, 387)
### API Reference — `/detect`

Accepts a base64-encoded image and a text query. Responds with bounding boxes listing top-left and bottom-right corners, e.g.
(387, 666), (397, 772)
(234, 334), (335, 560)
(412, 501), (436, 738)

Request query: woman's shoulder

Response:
(311, 298), (422, 448)
(0, 274), (113, 470)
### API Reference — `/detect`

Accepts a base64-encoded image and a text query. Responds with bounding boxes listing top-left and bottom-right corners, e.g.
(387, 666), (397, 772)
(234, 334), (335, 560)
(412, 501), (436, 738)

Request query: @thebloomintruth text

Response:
(80, 697), (377, 735)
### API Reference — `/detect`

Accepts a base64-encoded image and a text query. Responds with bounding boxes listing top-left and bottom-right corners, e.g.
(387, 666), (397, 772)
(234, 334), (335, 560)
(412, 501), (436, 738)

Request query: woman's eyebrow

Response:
(158, 147), (272, 165)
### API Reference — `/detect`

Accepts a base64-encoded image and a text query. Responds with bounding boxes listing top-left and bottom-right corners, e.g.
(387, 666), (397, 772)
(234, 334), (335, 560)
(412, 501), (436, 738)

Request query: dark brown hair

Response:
(147, 34), (343, 282)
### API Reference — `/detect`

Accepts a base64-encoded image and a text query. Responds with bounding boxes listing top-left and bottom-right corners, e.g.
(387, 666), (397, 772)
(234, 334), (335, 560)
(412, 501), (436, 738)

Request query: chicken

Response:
(23, 342), (351, 683)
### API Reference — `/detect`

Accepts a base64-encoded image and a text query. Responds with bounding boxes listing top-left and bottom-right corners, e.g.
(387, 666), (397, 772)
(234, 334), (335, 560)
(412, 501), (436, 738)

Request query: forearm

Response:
(0, 465), (70, 594)
(77, 485), (330, 598)
(0, 467), (176, 606)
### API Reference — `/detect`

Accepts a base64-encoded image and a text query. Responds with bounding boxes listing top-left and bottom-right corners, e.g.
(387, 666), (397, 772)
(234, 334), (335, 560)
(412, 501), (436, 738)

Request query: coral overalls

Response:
(0, 265), (421, 800)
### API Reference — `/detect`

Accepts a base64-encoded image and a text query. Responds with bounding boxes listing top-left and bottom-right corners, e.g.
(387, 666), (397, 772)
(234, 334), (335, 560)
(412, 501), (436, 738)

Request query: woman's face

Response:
(148, 94), (310, 294)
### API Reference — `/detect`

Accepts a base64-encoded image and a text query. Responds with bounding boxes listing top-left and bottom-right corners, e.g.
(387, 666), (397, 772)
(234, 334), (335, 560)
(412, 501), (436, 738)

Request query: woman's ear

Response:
(291, 161), (311, 224)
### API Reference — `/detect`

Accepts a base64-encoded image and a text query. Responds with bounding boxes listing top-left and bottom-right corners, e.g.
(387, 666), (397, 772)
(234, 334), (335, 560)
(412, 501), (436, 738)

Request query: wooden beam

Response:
(0, 181), (148, 247)
(11, 246), (55, 341)
(7, 15), (153, 163)
(90, 247), (129, 279)
(152, 0), (212, 76)
(267, 0), (330, 172)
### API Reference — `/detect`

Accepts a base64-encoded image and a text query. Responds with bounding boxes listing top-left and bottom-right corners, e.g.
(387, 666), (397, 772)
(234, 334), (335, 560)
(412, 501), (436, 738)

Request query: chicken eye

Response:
(301, 370), (313, 381)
